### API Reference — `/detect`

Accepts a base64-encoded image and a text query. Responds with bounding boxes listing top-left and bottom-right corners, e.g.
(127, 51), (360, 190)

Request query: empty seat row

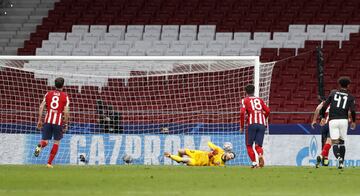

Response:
(289, 24), (359, 34)
(36, 45), (261, 56)
(25, 61), (170, 73)
(47, 25), (356, 42)
(69, 24), (216, 34)
(42, 39), (306, 51)
(66, 24), (360, 35)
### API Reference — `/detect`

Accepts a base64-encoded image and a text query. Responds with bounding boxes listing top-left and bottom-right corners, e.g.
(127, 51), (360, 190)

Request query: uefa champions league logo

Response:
(296, 136), (318, 166)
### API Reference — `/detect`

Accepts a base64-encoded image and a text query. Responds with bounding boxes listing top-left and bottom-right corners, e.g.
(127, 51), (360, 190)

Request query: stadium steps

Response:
(0, 0), (58, 55)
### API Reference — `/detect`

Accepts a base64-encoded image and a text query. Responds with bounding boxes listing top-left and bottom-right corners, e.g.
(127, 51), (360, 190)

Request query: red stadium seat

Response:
(289, 114), (311, 123)
(323, 41), (340, 50)
(304, 41), (322, 50)
(270, 116), (288, 124)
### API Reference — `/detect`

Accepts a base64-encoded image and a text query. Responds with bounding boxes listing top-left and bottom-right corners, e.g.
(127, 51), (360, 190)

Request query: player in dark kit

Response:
(319, 77), (356, 169)
(34, 77), (70, 168)
(240, 84), (270, 168)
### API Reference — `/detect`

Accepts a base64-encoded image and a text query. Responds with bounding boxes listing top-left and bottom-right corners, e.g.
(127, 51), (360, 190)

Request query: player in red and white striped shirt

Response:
(312, 100), (332, 167)
(240, 84), (270, 168)
(34, 77), (70, 168)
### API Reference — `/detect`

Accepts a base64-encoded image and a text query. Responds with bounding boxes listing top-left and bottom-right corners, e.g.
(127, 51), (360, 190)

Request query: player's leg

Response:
(320, 124), (328, 148)
(329, 120), (341, 159)
(319, 124), (331, 166)
(177, 149), (186, 157)
(184, 149), (202, 159)
(47, 124), (63, 167)
(254, 124), (266, 167)
(34, 123), (51, 157)
(47, 139), (60, 167)
(337, 119), (349, 169)
(185, 158), (196, 166)
(337, 139), (345, 169)
(322, 138), (332, 166)
(164, 152), (190, 164)
(164, 153), (183, 163)
(245, 125), (257, 167)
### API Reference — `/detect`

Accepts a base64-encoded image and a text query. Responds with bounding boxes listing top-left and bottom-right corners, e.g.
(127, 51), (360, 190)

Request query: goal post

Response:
(0, 56), (275, 165)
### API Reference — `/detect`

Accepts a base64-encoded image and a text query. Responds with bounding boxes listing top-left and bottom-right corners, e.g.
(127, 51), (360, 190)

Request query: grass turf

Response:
(0, 165), (360, 196)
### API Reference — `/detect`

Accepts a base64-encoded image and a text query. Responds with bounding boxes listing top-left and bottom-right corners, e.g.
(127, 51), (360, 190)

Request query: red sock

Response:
(39, 140), (47, 148)
(321, 143), (331, 158)
(255, 145), (263, 156)
(246, 145), (256, 162)
(48, 144), (59, 165)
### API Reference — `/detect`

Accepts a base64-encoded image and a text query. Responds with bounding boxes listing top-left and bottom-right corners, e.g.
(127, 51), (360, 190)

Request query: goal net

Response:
(0, 56), (275, 165)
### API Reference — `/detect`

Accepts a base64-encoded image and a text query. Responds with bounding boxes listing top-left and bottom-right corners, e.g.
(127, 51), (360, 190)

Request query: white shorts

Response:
(328, 119), (348, 141)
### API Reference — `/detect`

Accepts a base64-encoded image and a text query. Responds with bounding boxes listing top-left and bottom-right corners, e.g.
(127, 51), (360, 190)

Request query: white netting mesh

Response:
(0, 56), (275, 165)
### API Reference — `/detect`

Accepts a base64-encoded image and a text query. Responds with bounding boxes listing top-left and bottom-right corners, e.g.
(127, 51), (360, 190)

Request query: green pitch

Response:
(1, 165), (360, 196)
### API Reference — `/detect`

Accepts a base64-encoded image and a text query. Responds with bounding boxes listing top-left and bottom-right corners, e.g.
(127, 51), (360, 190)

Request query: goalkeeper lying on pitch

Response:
(164, 141), (235, 166)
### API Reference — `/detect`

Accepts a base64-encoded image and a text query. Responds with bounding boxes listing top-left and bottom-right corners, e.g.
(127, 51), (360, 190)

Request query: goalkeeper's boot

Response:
(315, 155), (322, 168)
(164, 152), (182, 163)
(34, 144), (42, 157)
(164, 152), (179, 162)
(323, 157), (329, 166)
(338, 157), (344, 169)
(258, 155), (265, 168)
(46, 164), (53, 168)
(164, 152), (171, 158)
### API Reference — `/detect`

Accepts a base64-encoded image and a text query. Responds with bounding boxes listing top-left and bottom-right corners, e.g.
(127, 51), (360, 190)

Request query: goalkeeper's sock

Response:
(39, 140), (48, 148)
(47, 143), (59, 165)
(169, 155), (183, 163)
(255, 145), (263, 156)
(321, 143), (331, 158)
(246, 145), (256, 162)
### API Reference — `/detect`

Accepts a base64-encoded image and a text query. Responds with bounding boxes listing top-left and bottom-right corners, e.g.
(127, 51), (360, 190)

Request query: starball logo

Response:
(296, 136), (318, 166)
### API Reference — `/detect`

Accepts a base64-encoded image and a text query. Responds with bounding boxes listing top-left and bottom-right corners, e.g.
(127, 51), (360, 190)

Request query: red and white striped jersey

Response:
(43, 90), (69, 126)
(240, 96), (270, 129)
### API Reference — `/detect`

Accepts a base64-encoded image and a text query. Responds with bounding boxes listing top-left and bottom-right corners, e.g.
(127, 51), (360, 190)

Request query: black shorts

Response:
(246, 124), (266, 146)
(42, 123), (63, 140)
(320, 124), (330, 139)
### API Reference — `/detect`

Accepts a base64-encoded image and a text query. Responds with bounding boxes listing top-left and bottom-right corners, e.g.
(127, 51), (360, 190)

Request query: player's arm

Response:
(261, 99), (270, 118)
(212, 161), (221, 166)
(311, 102), (323, 129)
(349, 98), (356, 130)
(210, 157), (225, 166)
(320, 92), (333, 125)
(63, 96), (70, 132)
(240, 99), (246, 133)
(37, 95), (46, 130)
(208, 141), (222, 155)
